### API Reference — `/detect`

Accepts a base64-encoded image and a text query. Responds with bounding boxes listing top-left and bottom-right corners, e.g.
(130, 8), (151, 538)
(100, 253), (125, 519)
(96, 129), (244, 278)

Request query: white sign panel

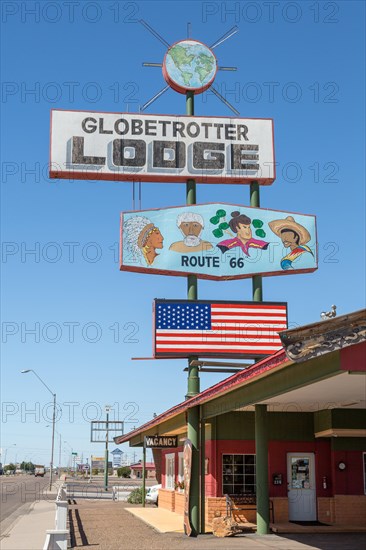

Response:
(50, 110), (275, 184)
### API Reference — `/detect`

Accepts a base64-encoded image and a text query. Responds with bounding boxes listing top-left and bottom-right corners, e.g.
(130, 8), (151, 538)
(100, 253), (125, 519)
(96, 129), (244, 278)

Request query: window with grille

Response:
(222, 454), (256, 495)
(165, 453), (175, 490)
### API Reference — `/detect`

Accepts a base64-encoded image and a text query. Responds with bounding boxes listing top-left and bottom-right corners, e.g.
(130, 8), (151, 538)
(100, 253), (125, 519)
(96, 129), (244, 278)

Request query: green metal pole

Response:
(186, 89), (199, 537)
(250, 181), (263, 302)
(255, 404), (270, 534)
(142, 440), (146, 507)
(251, 183), (269, 533)
(104, 409), (109, 491)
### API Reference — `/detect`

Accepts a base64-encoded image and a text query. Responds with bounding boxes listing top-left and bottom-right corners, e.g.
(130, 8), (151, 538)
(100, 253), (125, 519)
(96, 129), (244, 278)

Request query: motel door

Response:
(287, 453), (316, 521)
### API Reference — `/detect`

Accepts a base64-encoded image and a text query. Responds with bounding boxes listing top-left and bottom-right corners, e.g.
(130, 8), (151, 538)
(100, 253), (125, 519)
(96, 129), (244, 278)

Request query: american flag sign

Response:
(153, 300), (287, 358)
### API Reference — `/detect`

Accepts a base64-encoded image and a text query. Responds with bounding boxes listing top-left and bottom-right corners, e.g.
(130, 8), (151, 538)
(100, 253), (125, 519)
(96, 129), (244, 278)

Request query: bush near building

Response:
(117, 466), (131, 478)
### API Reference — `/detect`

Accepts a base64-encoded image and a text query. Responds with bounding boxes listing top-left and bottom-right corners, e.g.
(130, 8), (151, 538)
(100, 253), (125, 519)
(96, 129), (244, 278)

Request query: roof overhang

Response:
(280, 308), (366, 362)
(114, 310), (366, 447)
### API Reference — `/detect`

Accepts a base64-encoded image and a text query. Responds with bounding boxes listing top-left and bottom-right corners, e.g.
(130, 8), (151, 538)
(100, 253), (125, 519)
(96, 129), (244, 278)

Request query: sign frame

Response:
(120, 202), (318, 281)
(90, 421), (124, 443)
(153, 299), (288, 359)
(49, 109), (276, 185)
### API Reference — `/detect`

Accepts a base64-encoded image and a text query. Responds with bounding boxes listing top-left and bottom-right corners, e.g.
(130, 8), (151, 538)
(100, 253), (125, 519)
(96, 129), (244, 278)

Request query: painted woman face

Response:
(146, 228), (164, 249)
(236, 223), (252, 241)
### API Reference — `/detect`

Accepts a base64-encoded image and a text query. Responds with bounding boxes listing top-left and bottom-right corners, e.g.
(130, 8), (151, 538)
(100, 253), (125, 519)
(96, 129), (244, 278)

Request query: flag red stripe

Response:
(156, 342), (282, 348)
(211, 302), (286, 311)
(211, 313), (287, 319)
(155, 347), (281, 353)
(156, 334), (282, 341)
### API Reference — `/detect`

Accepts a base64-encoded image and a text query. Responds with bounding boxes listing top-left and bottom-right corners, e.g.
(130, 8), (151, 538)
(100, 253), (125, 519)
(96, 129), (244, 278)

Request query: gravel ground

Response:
(69, 500), (366, 550)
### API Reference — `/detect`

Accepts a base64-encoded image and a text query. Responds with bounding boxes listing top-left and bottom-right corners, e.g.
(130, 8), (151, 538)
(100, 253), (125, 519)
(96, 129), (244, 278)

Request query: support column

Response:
(255, 404), (270, 534)
(186, 89), (199, 537)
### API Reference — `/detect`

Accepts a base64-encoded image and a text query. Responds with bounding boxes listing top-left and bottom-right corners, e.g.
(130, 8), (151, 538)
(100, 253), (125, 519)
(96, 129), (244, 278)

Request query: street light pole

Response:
(64, 441), (73, 471)
(2, 444), (16, 466)
(21, 369), (56, 491)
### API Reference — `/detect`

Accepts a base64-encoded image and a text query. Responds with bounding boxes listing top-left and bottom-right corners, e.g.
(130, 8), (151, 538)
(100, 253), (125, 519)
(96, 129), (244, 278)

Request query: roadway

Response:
(0, 474), (51, 537)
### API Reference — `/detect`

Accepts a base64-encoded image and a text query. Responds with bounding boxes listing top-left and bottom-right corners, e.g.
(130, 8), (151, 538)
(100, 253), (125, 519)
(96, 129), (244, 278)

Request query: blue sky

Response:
(1, 1), (365, 467)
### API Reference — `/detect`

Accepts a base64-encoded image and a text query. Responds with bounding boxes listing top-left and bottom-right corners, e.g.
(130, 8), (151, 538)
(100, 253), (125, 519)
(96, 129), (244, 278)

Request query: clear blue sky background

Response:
(1, 1), (365, 467)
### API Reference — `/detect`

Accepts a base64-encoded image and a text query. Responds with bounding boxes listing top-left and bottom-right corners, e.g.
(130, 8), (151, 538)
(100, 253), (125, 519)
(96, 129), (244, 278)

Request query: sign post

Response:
(142, 439), (146, 508)
(185, 89), (199, 538)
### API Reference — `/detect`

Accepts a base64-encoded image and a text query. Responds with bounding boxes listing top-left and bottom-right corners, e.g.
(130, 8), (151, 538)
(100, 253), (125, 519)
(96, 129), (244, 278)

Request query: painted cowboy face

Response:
(280, 230), (300, 249)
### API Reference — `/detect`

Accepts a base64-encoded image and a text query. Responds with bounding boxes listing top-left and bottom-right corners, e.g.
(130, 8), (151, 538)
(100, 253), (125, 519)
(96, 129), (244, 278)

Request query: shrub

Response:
(127, 487), (147, 504)
(117, 466), (131, 478)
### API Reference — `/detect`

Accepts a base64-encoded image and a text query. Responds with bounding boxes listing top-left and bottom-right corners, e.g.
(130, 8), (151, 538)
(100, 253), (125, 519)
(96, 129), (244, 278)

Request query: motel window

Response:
(363, 453), (366, 495)
(222, 454), (256, 495)
(165, 453), (175, 490)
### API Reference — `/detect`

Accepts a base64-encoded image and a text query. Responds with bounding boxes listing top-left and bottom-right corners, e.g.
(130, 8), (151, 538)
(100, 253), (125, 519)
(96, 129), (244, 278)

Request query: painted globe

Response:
(163, 40), (217, 94)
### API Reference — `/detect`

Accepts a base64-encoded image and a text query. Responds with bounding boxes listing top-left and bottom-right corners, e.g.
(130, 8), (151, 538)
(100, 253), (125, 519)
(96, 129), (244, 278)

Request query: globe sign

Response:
(163, 40), (217, 95)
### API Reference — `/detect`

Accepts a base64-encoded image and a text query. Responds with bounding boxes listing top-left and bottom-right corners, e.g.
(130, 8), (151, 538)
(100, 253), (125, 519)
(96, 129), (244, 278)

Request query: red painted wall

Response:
(332, 450), (366, 495)
(160, 440), (365, 497)
(340, 341), (366, 372)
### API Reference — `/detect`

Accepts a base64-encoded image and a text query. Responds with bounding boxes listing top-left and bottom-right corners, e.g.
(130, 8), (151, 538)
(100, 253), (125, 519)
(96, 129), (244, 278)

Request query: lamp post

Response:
(21, 369), (56, 490)
(46, 425), (62, 471)
(2, 443), (16, 466)
(63, 441), (73, 471)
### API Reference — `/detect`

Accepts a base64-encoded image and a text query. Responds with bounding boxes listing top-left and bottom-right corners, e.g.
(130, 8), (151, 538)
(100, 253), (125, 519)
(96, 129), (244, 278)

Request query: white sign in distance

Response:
(50, 110), (275, 185)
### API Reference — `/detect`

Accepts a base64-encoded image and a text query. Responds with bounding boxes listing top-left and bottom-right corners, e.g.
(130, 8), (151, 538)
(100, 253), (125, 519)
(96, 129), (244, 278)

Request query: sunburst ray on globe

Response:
(139, 20), (239, 114)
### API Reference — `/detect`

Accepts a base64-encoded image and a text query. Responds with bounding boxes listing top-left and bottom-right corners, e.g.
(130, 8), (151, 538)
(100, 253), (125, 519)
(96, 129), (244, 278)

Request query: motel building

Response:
(115, 309), (366, 533)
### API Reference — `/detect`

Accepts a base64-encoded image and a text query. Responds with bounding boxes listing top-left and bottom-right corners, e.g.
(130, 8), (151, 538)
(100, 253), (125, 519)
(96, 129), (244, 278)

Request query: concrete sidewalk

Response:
(0, 481), (65, 550)
(1, 500), (57, 550)
(126, 506), (184, 533)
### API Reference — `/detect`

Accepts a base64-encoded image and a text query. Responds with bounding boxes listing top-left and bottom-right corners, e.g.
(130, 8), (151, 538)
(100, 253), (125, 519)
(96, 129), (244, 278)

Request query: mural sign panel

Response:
(120, 203), (317, 280)
(50, 110), (275, 184)
(153, 299), (287, 358)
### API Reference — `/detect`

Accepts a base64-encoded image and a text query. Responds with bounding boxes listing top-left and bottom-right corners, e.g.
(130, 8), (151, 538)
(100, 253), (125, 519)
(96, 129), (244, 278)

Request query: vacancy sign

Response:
(49, 110), (275, 184)
(153, 299), (287, 358)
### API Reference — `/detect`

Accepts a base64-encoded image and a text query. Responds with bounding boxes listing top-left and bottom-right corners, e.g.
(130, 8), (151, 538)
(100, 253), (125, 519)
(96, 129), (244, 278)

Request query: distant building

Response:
(130, 462), (156, 479)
